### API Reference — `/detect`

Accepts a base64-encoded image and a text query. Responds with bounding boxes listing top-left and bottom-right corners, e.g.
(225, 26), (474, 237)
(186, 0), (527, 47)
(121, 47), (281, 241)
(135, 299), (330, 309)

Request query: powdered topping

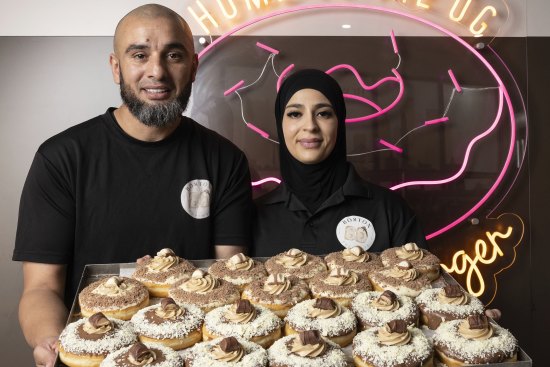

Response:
(131, 303), (204, 340)
(210, 337), (244, 363)
(371, 290), (400, 311)
(458, 314), (494, 340)
(182, 270), (219, 293)
(277, 248), (308, 268)
(224, 300), (257, 324)
(155, 298), (184, 320)
(290, 331), (326, 358)
(263, 273), (291, 295)
(286, 299), (357, 337)
(396, 243), (424, 261)
(205, 304), (282, 339)
(308, 298), (342, 319)
(416, 288), (484, 317)
(226, 253), (254, 271)
(185, 337), (267, 367)
(127, 342), (156, 366)
(323, 268), (359, 286)
(438, 285), (468, 305)
(147, 248), (179, 272)
(342, 246), (369, 263)
(353, 327), (432, 366)
(83, 312), (113, 335)
(387, 261), (418, 281)
(268, 335), (347, 367)
(377, 320), (412, 346)
(100, 342), (182, 367)
(433, 319), (517, 364)
(58, 318), (136, 356)
(351, 292), (418, 329)
(92, 276), (132, 296)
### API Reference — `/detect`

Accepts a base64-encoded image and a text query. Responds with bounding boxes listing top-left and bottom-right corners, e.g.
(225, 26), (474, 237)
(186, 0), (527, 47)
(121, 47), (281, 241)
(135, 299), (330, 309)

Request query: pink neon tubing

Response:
(277, 64), (295, 91)
(379, 139), (403, 153)
(247, 123), (269, 139)
(448, 69), (462, 92)
(197, 4), (517, 240)
(390, 30), (399, 54)
(425, 117), (449, 125)
(256, 41), (280, 54)
(224, 80), (244, 96)
(251, 177), (281, 187)
(344, 93), (382, 112)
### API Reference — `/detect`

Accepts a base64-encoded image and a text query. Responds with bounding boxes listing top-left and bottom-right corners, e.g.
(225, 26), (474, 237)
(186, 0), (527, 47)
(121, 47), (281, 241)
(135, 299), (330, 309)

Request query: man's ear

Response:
(190, 53), (199, 82)
(109, 53), (121, 85)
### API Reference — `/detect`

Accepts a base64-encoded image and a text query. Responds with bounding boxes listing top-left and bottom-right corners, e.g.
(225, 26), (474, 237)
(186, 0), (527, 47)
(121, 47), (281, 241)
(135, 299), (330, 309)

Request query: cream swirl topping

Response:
(438, 288), (469, 305)
(458, 315), (494, 340)
(226, 253), (254, 271)
(342, 246), (369, 263)
(290, 332), (326, 358)
(377, 321), (411, 346)
(92, 276), (132, 296)
(182, 269), (218, 293)
(387, 261), (418, 281)
(155, 298), (184, 320)
(263, 273), (291, 295)
(210, 337), (244, 363)
(276, 248), (308, 268)
(395, 243), (424, 261)
(83, 313), (113, 335)
(323, 268), (359, 286)
(308, 302), (342, 319)
(224, 301), (257, 324)
(371, 291), (400, 311)
(147, 248), (180, 272)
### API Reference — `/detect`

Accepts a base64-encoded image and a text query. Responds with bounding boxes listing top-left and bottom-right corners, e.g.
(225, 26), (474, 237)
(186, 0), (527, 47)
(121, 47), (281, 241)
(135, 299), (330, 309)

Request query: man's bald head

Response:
(114, 4), (194, 56)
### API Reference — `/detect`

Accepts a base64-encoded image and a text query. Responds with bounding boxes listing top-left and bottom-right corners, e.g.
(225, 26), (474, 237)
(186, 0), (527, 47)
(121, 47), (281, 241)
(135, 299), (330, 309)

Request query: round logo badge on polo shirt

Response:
(181, 179), (212, 219)
(336, 215), (376, 250)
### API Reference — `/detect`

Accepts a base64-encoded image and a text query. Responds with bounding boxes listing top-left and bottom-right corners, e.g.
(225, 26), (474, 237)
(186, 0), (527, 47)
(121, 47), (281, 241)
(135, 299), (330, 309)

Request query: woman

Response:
(252, 69), (427, 256)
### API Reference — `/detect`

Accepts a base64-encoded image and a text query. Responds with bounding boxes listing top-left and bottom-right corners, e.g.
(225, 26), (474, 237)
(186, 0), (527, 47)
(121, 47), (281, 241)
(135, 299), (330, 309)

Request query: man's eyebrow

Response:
(125, 44), (149, 53)
(124, 42), (188, 54)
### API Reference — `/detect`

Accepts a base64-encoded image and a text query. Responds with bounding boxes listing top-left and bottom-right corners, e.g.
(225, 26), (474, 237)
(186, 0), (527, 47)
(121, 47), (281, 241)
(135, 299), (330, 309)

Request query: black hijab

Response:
(275, 69), (348, 213)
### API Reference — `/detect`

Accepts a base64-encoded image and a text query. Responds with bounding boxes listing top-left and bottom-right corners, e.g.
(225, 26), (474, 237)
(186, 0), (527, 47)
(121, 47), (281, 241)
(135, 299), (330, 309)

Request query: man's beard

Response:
(119, 73), (192, 128)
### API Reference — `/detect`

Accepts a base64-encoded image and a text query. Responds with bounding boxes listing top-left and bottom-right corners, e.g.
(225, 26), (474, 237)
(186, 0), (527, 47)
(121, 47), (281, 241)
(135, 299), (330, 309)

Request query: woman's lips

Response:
(298, 138), (322, 149)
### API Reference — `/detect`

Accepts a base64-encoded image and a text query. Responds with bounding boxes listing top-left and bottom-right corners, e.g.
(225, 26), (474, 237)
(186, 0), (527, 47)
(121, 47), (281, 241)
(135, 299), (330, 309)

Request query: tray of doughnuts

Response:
(55, 247), (532, 367)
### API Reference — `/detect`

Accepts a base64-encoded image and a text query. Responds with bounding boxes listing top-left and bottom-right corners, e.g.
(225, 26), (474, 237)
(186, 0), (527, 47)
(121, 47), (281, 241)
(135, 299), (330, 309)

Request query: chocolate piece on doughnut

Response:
(443, 284), (464, 298)
(299, 330), (322, 345)
(128, 342), (156, 364)
(387, 320), (407, 334)
(220, 336), (241, 353)
(467, 314), (489, 330)
(236, 300), (253, 314)
(314, 297), (337, 310)
(379, 290), (397, 304)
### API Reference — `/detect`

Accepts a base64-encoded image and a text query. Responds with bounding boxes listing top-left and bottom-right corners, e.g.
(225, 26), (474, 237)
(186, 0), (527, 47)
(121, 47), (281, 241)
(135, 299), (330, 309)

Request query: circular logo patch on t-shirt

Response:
(181, 179), (212, 219)
(336, 215), (376, 250)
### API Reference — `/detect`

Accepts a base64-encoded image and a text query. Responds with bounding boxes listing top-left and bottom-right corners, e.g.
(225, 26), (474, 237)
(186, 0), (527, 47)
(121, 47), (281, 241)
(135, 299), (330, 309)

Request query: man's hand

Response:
(136, 255), (151, 265)
(485, 308), (502, 321)
(33, 336), (59, 367)
(215, 245), (247, 259)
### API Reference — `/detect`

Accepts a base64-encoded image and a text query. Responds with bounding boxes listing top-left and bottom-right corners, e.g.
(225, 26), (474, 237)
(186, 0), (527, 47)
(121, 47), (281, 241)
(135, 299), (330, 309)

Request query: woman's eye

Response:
(318, 110), (334, 118)
(287, 111), (301, 118)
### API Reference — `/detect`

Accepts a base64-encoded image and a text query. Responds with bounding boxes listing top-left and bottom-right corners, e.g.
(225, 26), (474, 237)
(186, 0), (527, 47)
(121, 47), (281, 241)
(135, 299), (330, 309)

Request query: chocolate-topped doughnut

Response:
(130, 297), (204, 350)
(264, 249), (327, 282)
(208, 253), (267, 290)
(324, 246), (383, 276)
(132, 248), (196, 297)
(368, 260), (432, 297)
(183, 336), (268, 367)
(284, 298), (357, 347)
(58, 313), (136, 367)
(308, 268), (372, 307)
(353, 321), (433, 367)
(416, 286), (484, 330)
(241, 274), (310, 318)
(268, 331), (348, 367)
(380, 243), (441, 280)
(100, 341), (182, 367)
(433, 315), (518, 366)
(351, 290), (419, 330)
(202, 300), (283, 348)
(168, 269), (240, 313)
(79, 276), (149, 320)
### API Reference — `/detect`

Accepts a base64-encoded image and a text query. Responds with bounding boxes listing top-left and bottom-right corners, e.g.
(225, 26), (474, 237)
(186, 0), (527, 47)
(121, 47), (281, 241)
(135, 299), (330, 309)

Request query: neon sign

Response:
(187, 0), (504, 37)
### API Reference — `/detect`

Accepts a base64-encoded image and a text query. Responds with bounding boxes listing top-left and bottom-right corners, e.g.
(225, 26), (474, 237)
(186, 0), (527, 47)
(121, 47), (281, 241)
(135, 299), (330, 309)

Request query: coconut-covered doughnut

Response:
(208, 253), (267, 290)
(368, 260), (432, 298)
(380, 243), (440, 281)
(324, 246), (383, 276)
(100, 341), (182, 367)
(183, 336), (268, 367)
(309, 268), (372, 307)
(351, 290), (419, 330)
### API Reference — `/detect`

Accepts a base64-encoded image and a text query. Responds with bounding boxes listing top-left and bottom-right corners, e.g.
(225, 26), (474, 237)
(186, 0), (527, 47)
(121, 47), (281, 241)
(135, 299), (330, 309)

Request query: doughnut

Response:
(324, 246), (383, 276)
(309, 268), (372, 307)
(182, 336), (268, 367)
(368, 260), (432, 298)
(100, 341), (182, 367)
(351, 290), (419, 330)
(264, 249), (327, 282)
(380, 243), (441, 281)
(208, 253), (267, 291)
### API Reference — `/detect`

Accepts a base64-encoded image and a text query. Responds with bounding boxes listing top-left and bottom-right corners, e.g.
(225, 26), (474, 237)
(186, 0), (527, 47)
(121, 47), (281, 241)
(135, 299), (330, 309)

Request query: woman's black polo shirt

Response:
(252, 166), (427, 256)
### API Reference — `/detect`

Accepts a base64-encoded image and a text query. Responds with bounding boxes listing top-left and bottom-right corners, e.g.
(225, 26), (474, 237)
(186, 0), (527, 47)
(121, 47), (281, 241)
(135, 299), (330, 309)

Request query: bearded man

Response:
(12, 4), (251, 366)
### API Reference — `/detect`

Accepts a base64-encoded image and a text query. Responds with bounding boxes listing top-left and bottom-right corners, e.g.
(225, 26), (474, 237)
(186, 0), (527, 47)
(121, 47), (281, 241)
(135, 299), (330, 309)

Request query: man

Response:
(12, 4), (251, 366)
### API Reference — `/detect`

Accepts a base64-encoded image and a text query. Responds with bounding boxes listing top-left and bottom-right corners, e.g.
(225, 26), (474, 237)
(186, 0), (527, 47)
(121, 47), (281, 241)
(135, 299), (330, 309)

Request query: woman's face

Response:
(282, 88), (338, 164)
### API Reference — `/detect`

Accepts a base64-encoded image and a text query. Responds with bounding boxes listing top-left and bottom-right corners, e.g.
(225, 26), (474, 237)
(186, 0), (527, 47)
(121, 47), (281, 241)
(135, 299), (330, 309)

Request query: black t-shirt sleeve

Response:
(212, 151), (252, 248)
(390, 196), (428, 249)
(13, 151), (75, 263)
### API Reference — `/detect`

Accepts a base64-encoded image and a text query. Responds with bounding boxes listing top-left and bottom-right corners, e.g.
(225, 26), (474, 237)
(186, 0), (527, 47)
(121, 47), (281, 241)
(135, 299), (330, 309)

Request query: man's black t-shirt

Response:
(252, 165), (427, 256)
(13, 109), (252, 304)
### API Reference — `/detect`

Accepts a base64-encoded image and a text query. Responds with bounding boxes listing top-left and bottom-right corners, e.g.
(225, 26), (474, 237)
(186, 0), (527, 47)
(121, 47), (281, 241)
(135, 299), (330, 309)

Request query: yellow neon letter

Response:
(449, 0), (472, 22)
(470, 6), (497, 36)
(246, 0), (282, 11)
(416, 0), (430, 10)
(188, 0), (219, 35)
(216, 0), (238, 19)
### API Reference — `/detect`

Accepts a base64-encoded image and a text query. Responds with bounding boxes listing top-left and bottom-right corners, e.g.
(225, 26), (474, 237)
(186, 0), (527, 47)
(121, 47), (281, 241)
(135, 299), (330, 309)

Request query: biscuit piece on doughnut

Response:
(100, 341), (182, 367)
(183, 336), (268, 367)
(265, 248), (327, 282)
(58, 313), (136, 367)
(381, 243), (441, 281)
(203, 300), (282, 348)
(130, 298), (204, 350)
(325, 246), (383, 276)
(351, 290), (419, 330)
(79, 276), (149, 321)
(208, 253), (267, 290)
(132, 248), (196, 297)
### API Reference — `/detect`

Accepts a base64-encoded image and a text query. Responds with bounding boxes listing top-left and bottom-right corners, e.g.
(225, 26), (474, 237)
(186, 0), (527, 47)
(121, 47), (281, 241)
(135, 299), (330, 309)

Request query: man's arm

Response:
(19, 262), (67, 367)
(214, 245), (247, 259)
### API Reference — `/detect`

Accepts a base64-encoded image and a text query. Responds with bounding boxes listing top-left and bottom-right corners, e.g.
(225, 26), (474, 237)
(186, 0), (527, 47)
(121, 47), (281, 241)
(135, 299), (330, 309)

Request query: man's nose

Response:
(146, 54), (166, 80)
